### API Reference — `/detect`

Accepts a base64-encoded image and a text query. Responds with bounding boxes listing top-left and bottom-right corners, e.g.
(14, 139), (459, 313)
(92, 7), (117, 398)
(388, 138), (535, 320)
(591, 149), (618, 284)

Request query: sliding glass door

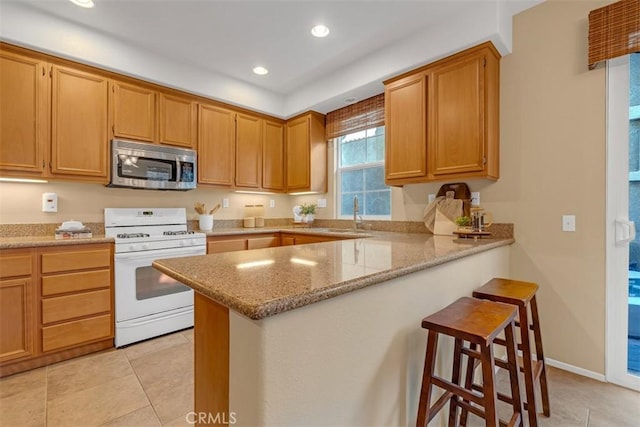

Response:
(606, 53), (640, 391)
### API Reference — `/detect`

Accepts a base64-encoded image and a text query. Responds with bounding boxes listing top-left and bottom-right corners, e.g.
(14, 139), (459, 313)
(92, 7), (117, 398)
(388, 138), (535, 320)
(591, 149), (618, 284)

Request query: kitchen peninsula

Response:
(153, 230), (513, 426)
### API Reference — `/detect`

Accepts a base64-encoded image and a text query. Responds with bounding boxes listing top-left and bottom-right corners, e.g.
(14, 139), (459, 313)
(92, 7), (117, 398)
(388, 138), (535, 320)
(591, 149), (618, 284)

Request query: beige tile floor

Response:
(0, 329), (194, 427)
(1, 327), (639, 426)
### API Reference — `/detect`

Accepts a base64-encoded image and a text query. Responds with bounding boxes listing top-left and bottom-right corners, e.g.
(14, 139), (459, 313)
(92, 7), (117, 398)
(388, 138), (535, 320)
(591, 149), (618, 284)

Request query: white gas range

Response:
(105, 208), (206, 347)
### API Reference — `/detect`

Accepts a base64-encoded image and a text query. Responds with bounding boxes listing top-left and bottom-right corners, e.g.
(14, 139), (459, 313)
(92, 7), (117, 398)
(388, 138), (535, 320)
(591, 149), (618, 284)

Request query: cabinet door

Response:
(262, 120), (284, 191)
(0, 51), (49, 175)
(384, 73), (427, 184)
(0, 277), (35, 363)
(247, 235), (280, 250)
(198, 104), (235, 187)
(51, 65), (108, 180)
(280, 235), (296, 246)
(235, 113), (262, 189)
(428, 53), (486, 177)
(159, 92), (196, 148)
(207, 238), (247, 254)
(286, 116), (310, 191)
(110, 81), (156, 142)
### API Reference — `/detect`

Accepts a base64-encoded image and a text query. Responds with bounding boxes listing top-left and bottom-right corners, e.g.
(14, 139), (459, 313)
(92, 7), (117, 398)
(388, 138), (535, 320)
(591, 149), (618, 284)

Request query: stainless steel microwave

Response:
(108, 139), (197, 191)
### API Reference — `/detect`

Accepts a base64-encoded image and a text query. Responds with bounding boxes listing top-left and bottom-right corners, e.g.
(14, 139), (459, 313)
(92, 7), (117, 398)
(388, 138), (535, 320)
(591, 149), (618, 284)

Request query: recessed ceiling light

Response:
(253, 66), (269, 75)
(344, 97), (357, 104)
(69, 0), (95, 8)
(311, 24), (330, 38)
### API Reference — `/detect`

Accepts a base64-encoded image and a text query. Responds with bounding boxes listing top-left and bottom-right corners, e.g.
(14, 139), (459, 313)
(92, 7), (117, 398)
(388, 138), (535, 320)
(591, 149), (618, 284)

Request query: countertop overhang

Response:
(153, 230), (514, 320)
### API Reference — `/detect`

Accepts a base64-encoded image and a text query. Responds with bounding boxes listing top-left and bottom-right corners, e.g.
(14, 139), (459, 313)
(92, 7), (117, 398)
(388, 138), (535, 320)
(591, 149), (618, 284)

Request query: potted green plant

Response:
(300, 203), (317, 223)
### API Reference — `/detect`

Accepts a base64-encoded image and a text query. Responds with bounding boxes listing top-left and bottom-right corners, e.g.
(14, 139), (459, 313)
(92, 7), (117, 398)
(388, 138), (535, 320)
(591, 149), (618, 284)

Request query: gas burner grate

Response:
(117, 233), (150, 239)
(163, 231), (195, 236)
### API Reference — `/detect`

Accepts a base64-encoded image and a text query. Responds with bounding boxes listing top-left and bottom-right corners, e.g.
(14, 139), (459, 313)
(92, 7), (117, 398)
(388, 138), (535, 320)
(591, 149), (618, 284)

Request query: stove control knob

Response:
(189, 239), (196, 246)
(179, 240), (186, 247)
(129, 244), (136, 251)
(142, 243), (149, 250)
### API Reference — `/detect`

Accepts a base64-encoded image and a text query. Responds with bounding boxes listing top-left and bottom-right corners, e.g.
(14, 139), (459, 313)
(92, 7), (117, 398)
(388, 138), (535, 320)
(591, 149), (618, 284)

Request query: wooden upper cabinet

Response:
(51, 65), (109, 181)
(384, 72), (428, 185)
(384, 41), (500, 184)
(198, 104), (235, 187)
(235, 113), (262, 189)
(262, 120), (285, 192)
(427, 46), (498, 179)
(0, 50), (49, 176)
(285, 112), (327, 193)
(110, 81), (156, 142)
(159, 92), (196, 149)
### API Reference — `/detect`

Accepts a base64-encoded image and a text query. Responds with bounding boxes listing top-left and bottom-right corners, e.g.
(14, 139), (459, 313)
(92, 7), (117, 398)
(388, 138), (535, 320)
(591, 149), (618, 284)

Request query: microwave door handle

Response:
(176, 158), (182, 183)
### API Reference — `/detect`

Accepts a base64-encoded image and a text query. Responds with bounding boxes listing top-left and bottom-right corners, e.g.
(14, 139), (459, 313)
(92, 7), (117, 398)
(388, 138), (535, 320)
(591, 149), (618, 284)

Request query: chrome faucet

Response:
(353, 196), (363, 229)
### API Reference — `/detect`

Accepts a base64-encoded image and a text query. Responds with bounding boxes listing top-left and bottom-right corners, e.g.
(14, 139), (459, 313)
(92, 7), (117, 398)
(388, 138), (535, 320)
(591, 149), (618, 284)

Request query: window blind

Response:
(588, 0), (640, 69)
(325, 94), (385, 139)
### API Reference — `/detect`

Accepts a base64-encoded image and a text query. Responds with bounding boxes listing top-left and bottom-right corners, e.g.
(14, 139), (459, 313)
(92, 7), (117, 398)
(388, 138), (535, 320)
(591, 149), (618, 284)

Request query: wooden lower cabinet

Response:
(207, 233), (280, 254)
(278, 233), (343, 246)
(0, 243), (114, 378)
(0, 249), (36, 365)
(208, 237), (247, 254)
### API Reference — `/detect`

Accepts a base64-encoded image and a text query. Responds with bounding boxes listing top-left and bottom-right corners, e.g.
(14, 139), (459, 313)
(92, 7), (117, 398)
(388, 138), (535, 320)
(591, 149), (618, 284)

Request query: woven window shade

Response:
(325, 93), (385, 139)
(588, 0), (640, 69)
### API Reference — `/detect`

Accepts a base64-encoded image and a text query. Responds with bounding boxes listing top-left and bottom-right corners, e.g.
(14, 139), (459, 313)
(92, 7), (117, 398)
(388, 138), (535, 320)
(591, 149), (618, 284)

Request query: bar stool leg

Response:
(504, 321), (524, 427)
(448, 338), (464, 427)
(531, 296), (550, 416)
(480, 344), (499, 427)
(417, 331), (439, 427)
(459, 343), (478, 427)
(518, 303), (538, 427)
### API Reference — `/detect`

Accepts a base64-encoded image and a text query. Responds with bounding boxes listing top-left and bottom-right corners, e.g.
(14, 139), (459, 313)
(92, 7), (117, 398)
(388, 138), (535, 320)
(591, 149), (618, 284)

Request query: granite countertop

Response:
(153, 231), (514, 320)
(203, 226), (373, 238)
(0, 235), (114, 249)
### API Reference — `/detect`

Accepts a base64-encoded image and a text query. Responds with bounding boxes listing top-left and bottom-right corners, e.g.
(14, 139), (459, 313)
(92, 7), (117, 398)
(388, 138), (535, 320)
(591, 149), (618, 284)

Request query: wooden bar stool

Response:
(472, 278), (550, 427)
(416, 297), (523, 427)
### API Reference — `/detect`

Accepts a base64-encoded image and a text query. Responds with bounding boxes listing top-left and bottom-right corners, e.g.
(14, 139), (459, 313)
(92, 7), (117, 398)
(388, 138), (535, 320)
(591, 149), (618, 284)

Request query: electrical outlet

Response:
(222, 198), (229, 208)
(562, 215), (576, 232)
(427, 194), (436, 204)
(42, 192), (58, 212)
(471, 192), (480, 206)
(269, 199), (275, 208)
(317, 198), (327, 208)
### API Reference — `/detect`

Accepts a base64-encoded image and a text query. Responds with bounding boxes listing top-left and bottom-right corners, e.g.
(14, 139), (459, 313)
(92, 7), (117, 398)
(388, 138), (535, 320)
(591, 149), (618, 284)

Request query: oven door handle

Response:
(115, 248), (205, 261)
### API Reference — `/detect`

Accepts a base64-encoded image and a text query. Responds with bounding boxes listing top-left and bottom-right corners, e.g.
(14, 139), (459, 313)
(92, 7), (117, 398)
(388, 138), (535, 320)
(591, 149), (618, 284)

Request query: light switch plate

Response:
(471, 192), (480, 206)
(269, 199), (275, 208)
(427, 194), (436, 204)
(222, 198), (229, 208)
(562, 215), (576, 232)
(317, 198), (327, 208)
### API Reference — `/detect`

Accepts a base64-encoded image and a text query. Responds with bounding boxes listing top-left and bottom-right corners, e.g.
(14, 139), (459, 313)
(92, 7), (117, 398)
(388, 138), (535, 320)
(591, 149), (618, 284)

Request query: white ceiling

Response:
(1, 0), (542, 117)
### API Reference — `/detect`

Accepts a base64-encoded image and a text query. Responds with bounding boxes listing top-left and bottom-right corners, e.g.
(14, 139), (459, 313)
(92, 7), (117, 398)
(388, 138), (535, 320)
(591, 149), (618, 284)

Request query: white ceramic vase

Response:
(199, 214), (213, 231)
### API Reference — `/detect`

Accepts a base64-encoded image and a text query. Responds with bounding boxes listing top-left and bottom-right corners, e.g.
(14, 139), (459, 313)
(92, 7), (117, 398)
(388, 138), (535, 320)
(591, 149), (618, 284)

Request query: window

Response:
(336, 126), (390, 218)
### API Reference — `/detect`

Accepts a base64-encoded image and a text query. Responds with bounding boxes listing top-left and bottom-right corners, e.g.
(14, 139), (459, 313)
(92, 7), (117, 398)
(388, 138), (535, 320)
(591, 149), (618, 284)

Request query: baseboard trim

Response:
(545, 357), (606, 382)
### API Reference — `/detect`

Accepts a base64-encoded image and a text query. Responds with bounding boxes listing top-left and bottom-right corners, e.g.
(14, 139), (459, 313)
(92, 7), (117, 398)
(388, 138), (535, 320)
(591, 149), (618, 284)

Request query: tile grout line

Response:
(123, 347), (164, 426)
(585, 407), (591, 427)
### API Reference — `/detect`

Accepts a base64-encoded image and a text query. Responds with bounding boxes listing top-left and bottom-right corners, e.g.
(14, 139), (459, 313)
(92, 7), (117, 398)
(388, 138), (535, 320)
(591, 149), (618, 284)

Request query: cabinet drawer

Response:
(41, 248), (111, 274)
(207, 239), (247, 254)
(42, 314), (111, 352)
(42, 289), (111, 324)
(42, 269), (110, 296)
(247, 236), (280, 250)
(0, 255), (32, 279)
